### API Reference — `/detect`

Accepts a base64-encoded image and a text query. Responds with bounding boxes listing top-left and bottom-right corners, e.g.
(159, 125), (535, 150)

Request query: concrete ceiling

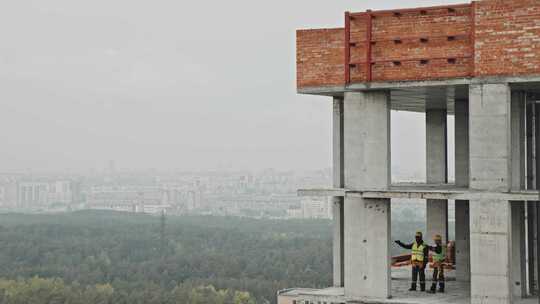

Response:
(391, 85), (468, 114)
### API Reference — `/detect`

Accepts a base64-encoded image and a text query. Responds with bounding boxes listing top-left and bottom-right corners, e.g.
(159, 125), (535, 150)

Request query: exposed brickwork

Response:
(296, 0), (540, 89)
(296, 28), (345, 88)
(368, 6), (473, 82)
(349, 15), (368, 83)
(475, 0), (540, 77)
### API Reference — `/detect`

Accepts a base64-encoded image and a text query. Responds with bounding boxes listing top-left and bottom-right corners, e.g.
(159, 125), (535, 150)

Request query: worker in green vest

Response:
(395, 231), (429, 291)
(428, 234), (446, 293)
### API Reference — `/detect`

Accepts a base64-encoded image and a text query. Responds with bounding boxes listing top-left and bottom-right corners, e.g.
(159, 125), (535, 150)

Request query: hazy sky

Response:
(0, 0), (463, 173)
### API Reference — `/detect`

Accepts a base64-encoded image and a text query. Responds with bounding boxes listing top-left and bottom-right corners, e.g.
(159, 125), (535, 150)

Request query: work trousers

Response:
(432, 263), (445, 287)
(411, 261), (426, 287)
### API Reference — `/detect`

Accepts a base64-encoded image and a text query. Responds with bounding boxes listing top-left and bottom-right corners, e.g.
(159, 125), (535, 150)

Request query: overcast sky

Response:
(0, 0), (463, 174)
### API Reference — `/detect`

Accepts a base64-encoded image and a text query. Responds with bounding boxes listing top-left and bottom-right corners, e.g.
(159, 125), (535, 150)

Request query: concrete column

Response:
(343, 91), (391, 300)
(527, 202), (537, 295)
(470, 199), (512, 304)
(455, 200), (470, 281)
(511, 202), (527, 299)
(511, 92), (526, 191)
(455, 99), (471, 282)
(526, 101), (538, 294)
(469, 83), (512, 304)
(332, 97), (344, 287)
(469, 83), (512, 192)
(426, 109), (449, 243)
(455, 99), (470, 187)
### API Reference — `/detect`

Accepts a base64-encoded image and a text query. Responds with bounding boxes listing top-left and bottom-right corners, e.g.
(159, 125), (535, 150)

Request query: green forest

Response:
(0, 209), (433, 304)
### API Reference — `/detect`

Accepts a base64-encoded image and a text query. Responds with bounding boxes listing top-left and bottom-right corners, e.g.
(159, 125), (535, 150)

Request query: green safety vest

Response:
(433, 245), (446, 263)
(411, 242), (425, 262)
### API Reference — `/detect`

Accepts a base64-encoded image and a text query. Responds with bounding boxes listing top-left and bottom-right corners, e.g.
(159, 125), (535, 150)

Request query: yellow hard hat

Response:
(434, 234), (442, 241)
(415, 231), (423, 237)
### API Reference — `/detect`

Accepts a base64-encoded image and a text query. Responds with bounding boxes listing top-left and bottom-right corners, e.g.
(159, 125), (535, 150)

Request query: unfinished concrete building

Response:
(279, 1), (540, 304)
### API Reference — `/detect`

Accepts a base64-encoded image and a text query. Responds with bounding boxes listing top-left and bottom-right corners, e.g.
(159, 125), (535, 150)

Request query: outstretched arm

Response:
(394, 240), (413, 249)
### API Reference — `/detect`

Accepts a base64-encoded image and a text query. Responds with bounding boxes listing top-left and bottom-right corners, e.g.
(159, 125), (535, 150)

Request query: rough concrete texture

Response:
(426, 200), (448, 244)
(333, 97), (345, 287)
(343, 91), (391, 299)
(470, 199), (512, 304)
(332, 197), (344, 287)
(455, 200), (470, 282)
(511, 202), (527, 298)
(426, 109), (448, 184)
(469, 83), (511, 191)
(344, 197), (391, 300)
(510, 92), (526, 191)
(343, 91), (390, 190)
(455, 99), (469, 188)
(425, 109), (449, 244)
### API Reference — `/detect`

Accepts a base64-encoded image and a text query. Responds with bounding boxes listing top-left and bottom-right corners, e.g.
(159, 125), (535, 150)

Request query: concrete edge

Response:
(297, 75), (540, 96)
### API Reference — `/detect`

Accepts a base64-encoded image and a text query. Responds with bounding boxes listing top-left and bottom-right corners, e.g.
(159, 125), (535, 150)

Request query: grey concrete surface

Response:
(333, 97), (345, 287)
(279, 267), (539, 304)
(425, 109), (449, 244)
(343, 91), (391, 191)
(511, 202), (527, 298)
(455, 200), (470, 282)
(510, 92), (526, 191)
(469, 83), (512, 192)
(468, 83), (512, 304)
(455, 99), (469, 188)
(343, 91), (391, 299)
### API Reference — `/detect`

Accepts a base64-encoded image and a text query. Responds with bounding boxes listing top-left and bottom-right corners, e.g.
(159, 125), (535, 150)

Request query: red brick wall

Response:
(349, 15), (368, 83)
(369, 6), (473, 82)
(475, 0), (540, 77)
(296, 0), (540, 89)
(296, 28), (345, 88)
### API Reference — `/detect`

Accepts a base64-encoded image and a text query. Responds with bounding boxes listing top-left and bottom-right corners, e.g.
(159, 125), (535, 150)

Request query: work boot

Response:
(438, 283), (445, 293)
(427, 283), (436, 294)
(420, 283), (426, 292)
(409, 283), (417, 291)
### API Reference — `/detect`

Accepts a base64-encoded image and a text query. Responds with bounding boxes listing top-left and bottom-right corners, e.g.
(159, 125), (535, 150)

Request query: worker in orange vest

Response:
(427, 234), (446, 293)
(395, 231), (429, 291)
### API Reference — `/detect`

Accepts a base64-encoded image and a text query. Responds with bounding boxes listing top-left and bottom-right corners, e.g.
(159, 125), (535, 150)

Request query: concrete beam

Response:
(298, 188), (540, 201)
(343, 91), (391, 300)
(332, 97), (344, 287)
(297, 76), (540, 97)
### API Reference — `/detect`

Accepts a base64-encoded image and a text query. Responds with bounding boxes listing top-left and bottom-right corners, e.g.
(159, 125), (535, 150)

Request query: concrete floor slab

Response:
(279, 268), (539, 304)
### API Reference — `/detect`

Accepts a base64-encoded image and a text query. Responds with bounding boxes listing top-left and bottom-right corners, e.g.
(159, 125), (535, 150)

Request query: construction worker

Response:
(395, 231), (429, 291)
(428, 234), (446, 293)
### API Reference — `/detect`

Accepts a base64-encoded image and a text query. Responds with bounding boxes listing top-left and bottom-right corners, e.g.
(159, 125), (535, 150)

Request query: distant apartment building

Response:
(17, 182), (49, 207)
(87, 185), (169, 214)
(285, 197), (332, 220)
(16, 180), (78, 209)
(0, 181), (18, 207)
